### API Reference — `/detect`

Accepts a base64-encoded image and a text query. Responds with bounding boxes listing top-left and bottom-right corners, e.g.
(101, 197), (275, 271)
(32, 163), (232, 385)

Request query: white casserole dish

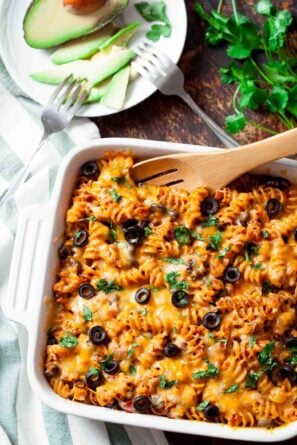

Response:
(2, 137), (297, 442)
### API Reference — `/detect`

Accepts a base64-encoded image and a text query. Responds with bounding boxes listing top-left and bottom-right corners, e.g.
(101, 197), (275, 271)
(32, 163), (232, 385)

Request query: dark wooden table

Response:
(93, 1), (297, 443)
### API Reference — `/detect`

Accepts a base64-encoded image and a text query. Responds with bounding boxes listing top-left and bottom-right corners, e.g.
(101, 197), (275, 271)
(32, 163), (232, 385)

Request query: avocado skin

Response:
(23, 0), (129, 49)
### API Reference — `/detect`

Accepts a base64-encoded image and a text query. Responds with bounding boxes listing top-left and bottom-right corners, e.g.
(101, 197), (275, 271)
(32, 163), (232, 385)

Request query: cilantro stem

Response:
(232, 86), (240, 113)
(231, 0), (238, 24)
(249, 58), (273, 86)
(279, 112), (294, 129)
(247, 120), (278, 136)
(217, 0), (224, 13)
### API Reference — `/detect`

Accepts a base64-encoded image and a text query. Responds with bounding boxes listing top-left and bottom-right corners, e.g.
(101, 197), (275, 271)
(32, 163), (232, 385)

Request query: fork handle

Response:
(0, 132), (49, 209)
(179, 92), (238, 148)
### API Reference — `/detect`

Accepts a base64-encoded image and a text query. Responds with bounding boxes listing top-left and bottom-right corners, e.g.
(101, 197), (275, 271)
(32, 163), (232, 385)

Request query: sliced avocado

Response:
(100, 21), (140, 51)
(31, 47), (134, 86)
(51, 22), (116, 64)
(101, 64), (130, 109)
(24, 0), (129, 49)
(85, 79), (111, 103)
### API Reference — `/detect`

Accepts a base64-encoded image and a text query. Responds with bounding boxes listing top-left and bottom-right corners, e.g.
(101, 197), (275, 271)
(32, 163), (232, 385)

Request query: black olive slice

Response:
(171, 290), (189, 308)
(268, 364), (296, 385)
(201, 197), (219, 216)
(85, 369), (103, 390)
(89, 326), (107, 345)
(122, 219), (138, 231)
(103, 360), (119, 375)
(163, 343), (180, 357)
(133, 395), (151, 413)
(45, 365), (59, 379)
(202, 312), (222, 331)
(123, 225), (144, 245)
(58, 245), (70, 260)
(105, 400), (120, 410)
(135, 288), (151, 304)
(81, 161), (99, 178)
(263, 176), (291, 191)
(203, 403), (219, 420)
(294, 228), (297, 242)
(266, 199), (282, 218)
(285, 337), (297, 349)
(73, 229), (88, 247)
(223, 266), (241, 283)
(78, 283), (96, 299)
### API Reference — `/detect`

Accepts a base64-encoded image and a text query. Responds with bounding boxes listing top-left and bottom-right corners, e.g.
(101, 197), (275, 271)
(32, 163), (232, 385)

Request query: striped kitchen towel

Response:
(0, 58), (169, 445)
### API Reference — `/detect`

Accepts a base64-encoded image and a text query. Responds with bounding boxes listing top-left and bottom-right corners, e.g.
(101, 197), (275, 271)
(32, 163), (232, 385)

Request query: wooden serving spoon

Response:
(131, 128), (297, 191)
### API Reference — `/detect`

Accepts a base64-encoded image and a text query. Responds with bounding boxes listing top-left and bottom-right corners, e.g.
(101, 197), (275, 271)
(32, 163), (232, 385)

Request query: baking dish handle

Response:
(2, 205), (50, 328)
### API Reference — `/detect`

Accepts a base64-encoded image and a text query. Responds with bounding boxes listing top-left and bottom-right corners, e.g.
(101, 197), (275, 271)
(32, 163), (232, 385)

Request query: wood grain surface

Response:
(92, 1), (297, 444)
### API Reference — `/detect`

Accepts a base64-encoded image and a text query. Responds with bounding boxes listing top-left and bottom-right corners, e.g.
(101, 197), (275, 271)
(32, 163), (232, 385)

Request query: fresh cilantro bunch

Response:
(135, 1), (172, 42)
(195, 0), (297, 134)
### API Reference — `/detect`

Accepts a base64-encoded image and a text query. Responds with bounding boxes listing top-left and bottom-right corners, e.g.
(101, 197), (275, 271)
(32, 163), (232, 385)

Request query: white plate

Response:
(0, 0), (187, 117)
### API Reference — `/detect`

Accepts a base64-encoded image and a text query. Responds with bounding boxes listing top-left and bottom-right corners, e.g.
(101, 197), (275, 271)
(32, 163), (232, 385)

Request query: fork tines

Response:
(46, 76), (89, 116)
(133, 41), (172, 79)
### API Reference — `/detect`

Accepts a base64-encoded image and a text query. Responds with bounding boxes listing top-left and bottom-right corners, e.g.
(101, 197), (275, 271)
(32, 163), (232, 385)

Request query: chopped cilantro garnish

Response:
(245, 371), (262, 389)
(83, 305), (93, 321)
(252, 262), (264, 270)
(262, 230), (270, 239)
(112, 176), (125, 184)
(108, 228), (118, 243)
(217, 245), (231, 259)
(159, 375), (178, 389)
(208, 232), (223, 250)
(191, 231), (205, 241)
(129, 364), (137, 376)
(197, 400), (209, 411)
(88, 367), (100, 377)
(174, 226), (192, 246)
(127, 343), (139, 359)
(140, 308), (148, 316)
(144, 226), (152, 237)
(59, 332), (78, 348)
(165, 271), (189, 290)
(110, 188), (122, 203)
(249, 335), (257, 347)
(162, 258), (186, 265)
(201, 215), (218, 227)
(78, 215), (96, 222)
(135, 1), (172, 42)
(192, 360), (219, 379)
(96, 279), (123, 294)
(224, 383), (239, 393)
(100, 353), (113, 370)
(258, 341), (275, 368)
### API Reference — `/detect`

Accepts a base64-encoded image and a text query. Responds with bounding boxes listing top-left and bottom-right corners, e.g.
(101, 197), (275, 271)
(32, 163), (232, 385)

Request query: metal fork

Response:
(0, 76), (88, 209)
(132, 41), (238, 148)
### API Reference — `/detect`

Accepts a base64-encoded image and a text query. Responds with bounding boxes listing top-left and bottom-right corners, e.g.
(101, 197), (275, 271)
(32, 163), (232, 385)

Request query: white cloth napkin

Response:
(0, 56), (169, 445)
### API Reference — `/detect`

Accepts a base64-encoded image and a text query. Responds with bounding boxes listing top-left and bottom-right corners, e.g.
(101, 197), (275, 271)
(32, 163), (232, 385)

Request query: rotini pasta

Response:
(45, 152), (297, 428)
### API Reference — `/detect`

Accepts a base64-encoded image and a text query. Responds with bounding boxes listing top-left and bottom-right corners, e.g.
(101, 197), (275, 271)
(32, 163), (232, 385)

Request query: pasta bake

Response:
(45, 151), (297, 427)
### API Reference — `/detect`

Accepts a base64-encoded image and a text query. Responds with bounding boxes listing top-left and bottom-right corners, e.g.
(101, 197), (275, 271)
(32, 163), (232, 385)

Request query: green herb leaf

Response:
(96, 279), (123, 294)
(127, 343), (139, 359)
(135, 1), (168, 22)
(225, 113), (246, 134)
(258, 342), (275, 367)
(129, 364), (137, 376)
(159, 375), (178, 389)
(192, 361), (220, 379)
(208, 231), (223, 250)
(59, 332), (78, 348)
(112, 176), (125, 184)
(174, 226), (192, 246)
(265, 86), (289, 113)
(73, 230), (83, 241)
(201, 215), (219, 227)
(109, 228), (118, 243)
(88, 367), (100, 377)
(249, 335), (257, 347)
(287, 86), (297, 118)
(191, 231), (205, 241)
(239, 81), (268, 111)
(255, 0), (273, 16)
(217, 245), (231, 259)
(144, 226), (152, 237)
(197, 400), (210, 411)
(110, 188), (122, 203)
(83, 305), (93, 321)
(78, 215), (96, 222)
(165, 271), (189, 290)
(162, 258), (186, 265)
(141, 308), (148, 316)
(100, 353), (113, 370)
(252, 262), (264, 270)
(245, 371), (262, 388)
(224, 383), (239, 393)
(262, 230), (270, 239)
(264, 10), (293, 51)
(204, 276), (212, 287)
(262, 281), (278, 294)
(147, 23), (172, 41)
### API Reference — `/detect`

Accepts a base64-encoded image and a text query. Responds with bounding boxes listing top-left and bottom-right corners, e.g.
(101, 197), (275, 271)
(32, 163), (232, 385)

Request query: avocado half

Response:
(23, 0), (129, 49)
